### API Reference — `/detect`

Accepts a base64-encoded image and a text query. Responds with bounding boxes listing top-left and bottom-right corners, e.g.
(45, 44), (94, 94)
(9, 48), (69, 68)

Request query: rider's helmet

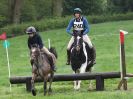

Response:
(74, 8), (82, 14)
(26, 26), (36, 34)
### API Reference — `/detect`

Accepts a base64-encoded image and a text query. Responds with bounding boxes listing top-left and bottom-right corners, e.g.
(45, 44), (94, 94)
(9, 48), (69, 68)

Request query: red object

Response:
(0, 32), (6, 40)
(120, 31), (124, 44)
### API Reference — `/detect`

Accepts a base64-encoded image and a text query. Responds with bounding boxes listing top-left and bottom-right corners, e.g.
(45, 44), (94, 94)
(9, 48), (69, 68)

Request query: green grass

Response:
(1, 20), (133, 99)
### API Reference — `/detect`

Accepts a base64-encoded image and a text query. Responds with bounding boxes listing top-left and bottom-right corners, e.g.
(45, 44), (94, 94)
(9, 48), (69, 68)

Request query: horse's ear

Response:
(31, 45), (33, 48)
(35, 44), (37, 47)
(33, 44), (39, 48)
(37, 44), (40, 48)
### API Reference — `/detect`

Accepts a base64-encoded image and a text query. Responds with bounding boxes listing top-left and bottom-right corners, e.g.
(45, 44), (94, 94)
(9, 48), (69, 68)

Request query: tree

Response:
(20, 0), (37, 22)
(106, 0), (133, 13)
(63, 0), (104, 15)
(34, 0), (53, 20)
(8, 0), (23, 24)
(52, 0), (63, 17)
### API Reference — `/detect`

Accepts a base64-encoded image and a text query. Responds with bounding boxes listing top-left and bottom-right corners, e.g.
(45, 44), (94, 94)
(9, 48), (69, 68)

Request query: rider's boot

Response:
(49, 56), (56, 72)
(51, 65), (56, 72)
(91, 46), (96, 65)
(30, 59), (34, 65)
(66, 49), (70, 65)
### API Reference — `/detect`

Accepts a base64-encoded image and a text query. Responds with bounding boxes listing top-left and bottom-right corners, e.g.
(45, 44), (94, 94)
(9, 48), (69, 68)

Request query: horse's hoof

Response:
(76, 88), (80, 91)
(49, 88), (52, 92)
(74, 86), (77, 90)
(74, 86), (80, 91)
(75, 88), (80, 91)
(48, 92), (52, 95)
(48, 90), (52, 95)
(44, 92), (47, 96)
(31, 89), (36, 96)
(88, 86), (93, 90)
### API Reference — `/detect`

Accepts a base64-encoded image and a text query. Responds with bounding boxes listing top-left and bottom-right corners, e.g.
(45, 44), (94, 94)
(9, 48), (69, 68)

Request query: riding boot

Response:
(90, 47), (96, 65)
(66, 50), (70, 65)
(49, 56), (56, 72)
(51, 64), (56, 72)
(30, 59), (34, 66)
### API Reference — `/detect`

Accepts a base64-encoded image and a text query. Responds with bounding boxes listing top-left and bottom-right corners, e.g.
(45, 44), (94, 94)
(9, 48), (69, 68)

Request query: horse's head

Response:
(30, 44), (41, 61)
(73, 32), (83, 52)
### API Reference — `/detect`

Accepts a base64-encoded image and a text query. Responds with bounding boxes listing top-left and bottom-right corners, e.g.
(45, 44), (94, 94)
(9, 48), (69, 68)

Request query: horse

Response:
(70, 32), (96, 90)
(30, 44), (57, 96)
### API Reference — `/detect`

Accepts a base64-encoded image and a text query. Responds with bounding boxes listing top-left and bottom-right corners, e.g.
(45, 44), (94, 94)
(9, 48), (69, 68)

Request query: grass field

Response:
(0, 20), (133, 99)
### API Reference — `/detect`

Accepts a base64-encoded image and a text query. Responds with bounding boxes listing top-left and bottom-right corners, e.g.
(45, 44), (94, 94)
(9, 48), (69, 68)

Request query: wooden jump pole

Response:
(118, 30), (128, 90)
(10, 72), (121, 91)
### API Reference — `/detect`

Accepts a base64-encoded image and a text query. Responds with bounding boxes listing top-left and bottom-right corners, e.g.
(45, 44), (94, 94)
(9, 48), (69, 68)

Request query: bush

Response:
(1, 12), (133, 37)
(86, 12), (133, 24)
(1, 16), (71, 37)
(0, 15), (7, 28)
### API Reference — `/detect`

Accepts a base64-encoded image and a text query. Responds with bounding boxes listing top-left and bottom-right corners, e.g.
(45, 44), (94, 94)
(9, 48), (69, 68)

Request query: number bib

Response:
(73, 18), (84, 31)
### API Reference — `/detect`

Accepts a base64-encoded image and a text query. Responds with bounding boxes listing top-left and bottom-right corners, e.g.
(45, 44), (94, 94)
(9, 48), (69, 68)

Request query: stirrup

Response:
(66, 62), (70, 65)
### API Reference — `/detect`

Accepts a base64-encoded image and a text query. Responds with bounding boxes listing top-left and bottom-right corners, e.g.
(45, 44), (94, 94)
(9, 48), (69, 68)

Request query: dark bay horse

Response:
(30, 44), (57, 96)
(70, 32), (96, 90)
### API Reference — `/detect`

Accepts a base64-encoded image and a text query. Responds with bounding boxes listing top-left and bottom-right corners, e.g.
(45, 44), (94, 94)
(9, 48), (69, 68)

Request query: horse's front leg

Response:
(73, 71), (77, 90)
(48, 72), (54, 95)
(73, 70), (80, 90)
(31, 72), (37, 96)
(76, 74), (81, 90)
(44, 77), (48, 96)
(88, 67), (94, 90)
(76, 62), (87, 90)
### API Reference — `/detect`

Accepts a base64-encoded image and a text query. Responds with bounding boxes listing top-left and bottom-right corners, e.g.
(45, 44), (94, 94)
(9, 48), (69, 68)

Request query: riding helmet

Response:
(26, 26), (36, 34)
(74, 8), (82, 14)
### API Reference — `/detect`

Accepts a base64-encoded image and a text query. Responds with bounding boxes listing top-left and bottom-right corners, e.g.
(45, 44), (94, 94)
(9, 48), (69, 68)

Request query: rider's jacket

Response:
(66, 16), (90, 35)
(28, 33), (44, 49)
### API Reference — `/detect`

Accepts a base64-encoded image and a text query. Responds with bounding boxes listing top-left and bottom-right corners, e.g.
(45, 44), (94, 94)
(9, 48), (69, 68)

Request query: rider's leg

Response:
(30, 59), (34, 65)
(83, 35), (96, 64)
(41, 47), (56, 72)
(90, 46), (96, 65)
(82, 34), (93, 48)
(66, 36), (74, 65)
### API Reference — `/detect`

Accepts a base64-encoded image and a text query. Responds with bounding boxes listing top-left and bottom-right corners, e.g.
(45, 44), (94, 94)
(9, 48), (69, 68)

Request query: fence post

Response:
(118, 30), (128, 90)
(96, 75), (104, 91)
(26, 78), (31, 92)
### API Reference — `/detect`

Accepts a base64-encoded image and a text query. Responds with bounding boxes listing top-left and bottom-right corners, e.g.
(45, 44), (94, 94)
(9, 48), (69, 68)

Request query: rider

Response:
(26, 26), (56, 72)
(66, 8), (95, 65)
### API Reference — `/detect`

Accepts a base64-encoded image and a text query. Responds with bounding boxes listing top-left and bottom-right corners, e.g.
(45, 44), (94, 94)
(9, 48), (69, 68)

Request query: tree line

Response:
(0, 0), (133, 27)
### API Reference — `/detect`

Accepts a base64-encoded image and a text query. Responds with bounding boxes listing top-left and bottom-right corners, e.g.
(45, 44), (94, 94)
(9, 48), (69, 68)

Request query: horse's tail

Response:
(49, 47), (58, 59)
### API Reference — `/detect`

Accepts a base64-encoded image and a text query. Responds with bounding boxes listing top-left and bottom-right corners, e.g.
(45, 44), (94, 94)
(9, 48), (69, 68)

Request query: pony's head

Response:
(73, 32), (83, 52)
(30, 44), (40, 61)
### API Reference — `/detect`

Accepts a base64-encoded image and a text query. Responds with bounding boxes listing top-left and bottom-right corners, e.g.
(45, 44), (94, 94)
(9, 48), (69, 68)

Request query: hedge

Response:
(1, 12), (133, 37)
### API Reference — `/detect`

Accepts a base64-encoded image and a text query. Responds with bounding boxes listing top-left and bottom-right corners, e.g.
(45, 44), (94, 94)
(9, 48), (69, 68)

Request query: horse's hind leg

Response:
(48, 72), (54, 95)
(88, 67), (94, 90)
(31, 72), (37, 96)
(73, 71), (77, 90)
(73, 70), (81, 90)
(44, 78), (48, 96)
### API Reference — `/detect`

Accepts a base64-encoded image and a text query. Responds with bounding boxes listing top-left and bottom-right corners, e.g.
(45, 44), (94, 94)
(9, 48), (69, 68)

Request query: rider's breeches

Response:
(67, 36), (74, 50)
(83, 34), (93, 48)
(67, 34), (93, 50)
